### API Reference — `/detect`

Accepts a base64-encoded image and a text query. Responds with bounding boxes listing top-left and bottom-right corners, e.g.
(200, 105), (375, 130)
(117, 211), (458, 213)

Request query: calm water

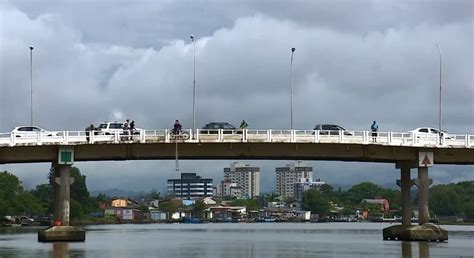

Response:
(0, 223), (473, 258)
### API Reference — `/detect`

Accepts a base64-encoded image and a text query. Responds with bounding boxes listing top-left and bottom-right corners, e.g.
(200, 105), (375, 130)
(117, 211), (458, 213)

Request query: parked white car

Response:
(11, 126), (58, 137)
(409, 127), (453, 139)
(97, 122), (141, 135)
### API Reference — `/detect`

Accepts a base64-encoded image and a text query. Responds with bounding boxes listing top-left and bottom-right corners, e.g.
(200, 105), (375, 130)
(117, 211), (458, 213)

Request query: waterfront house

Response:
(111, 198), (139, 208)
(361, 199), (390, 212)
(150, 210), (167, 221)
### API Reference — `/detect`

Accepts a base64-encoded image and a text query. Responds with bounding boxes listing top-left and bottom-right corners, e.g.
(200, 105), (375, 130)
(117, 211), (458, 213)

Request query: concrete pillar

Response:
(55, 165), (74, 226)
(396, 166), (413, 226)
(52, 162), (61, 222)
(416, 166), (431, 225)
(401, 241), (412, 258)
(418, 241), (430, 258)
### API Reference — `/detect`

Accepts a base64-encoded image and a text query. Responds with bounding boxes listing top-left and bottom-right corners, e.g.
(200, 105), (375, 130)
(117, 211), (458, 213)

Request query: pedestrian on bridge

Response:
(371, 120), (379, 142)
(240, 120), (248, 129)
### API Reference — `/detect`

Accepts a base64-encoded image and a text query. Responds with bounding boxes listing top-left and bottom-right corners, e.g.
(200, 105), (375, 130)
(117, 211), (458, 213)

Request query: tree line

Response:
(0, 168), (473, 221)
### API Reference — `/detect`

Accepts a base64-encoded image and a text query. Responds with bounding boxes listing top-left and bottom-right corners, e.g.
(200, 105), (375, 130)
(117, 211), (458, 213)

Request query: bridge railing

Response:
(0, 129), (472, 148)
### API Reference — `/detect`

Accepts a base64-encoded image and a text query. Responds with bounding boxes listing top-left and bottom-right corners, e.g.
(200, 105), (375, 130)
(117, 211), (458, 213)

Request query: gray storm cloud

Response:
(0, 1), (472, 193)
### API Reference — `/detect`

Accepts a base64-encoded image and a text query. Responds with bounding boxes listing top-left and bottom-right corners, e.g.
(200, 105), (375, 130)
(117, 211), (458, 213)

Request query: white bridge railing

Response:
(0, 129), (472, 148)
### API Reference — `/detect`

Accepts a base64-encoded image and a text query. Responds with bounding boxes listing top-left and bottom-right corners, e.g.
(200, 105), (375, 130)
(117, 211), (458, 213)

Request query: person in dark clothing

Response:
(85, 124), (94, 142)
(173, 120), (182, 134)
(130, 120), (136, 132)
(240, 120), (248, 129)
(371, 120), (379, 142)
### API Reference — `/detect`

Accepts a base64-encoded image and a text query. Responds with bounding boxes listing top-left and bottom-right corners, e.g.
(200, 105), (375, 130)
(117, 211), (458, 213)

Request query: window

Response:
(110, 123), (123, 129)
(419, 128), (429, 133)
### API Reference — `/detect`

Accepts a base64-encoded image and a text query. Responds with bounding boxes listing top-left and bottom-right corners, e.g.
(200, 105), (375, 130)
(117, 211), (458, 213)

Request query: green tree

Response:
(0, 171), (23, 216)
(463, 201), (474, 221)
(29, 184), (53, 214)
(301, 189), (330, 217)
(347, 182), (381, 203)
(192, 200), (207, 219)
(430, 185), (462, 216)
(230, 199), (260, 211)
(159, 201), (179, 214)
(17, 191), (44, 215)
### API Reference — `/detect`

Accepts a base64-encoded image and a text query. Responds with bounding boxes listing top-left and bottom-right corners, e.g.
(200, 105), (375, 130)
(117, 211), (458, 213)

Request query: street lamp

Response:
(290, 47), (295, 130)
(435, 44), (442, 133)
(29, 46), (34, 126)
(190, 35), (196, 139)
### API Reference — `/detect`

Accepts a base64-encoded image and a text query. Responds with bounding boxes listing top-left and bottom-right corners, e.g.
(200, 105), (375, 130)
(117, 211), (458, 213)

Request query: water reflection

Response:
(401, 241), (430, 258)
(52, 242), (69, 258)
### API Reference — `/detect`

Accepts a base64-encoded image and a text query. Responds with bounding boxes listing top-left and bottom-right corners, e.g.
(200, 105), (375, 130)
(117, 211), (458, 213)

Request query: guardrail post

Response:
(388, 132), (393, 145)
(196, 129), (200, 142)
(466, 134), (470, 148)
(114, 131), (119, 143)
(165, 129), (170, 143)
(218, 129), (223, 142)
(63, 131), (68, 145)
(363, 131), (368, 144)
(412, 133), (416, 145)
(10, 133), (15, 146)
(90, 130), (94, 144)
(291, 130), (295, 143)
(140, 129), (145, 143)
(38, 132), (42, 145)
(267, 129), (271, 142)
(315, 130), (319, 143)
(339, 130), (343, 143)
(243, 129), (247, 142)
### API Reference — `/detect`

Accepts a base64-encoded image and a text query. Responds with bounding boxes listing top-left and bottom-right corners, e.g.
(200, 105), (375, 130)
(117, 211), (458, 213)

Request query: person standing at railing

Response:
(123, 119), (130, 140)
(85, 124), (94, 142)
(130, 120), (136, 133)
(239, 120), (249, 140)
(240, 120), (248, 129)
(173, 120), (182, 135)
(371, 120), (379, 142)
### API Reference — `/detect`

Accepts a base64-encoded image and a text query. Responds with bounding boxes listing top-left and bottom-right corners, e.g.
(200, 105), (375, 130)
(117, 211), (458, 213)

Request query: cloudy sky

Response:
(0, 0), (473, 194)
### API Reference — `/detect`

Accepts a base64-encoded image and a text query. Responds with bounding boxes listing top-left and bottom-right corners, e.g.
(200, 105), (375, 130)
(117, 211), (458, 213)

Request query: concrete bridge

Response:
(1, 128), (473, 242)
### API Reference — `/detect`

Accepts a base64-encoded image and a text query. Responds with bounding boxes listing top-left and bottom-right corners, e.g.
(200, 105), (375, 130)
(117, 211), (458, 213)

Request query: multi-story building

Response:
(223, 162), (260, 198)
(217, 179), (241, 198)
(276, 161), (313, 198)
(294, 178), (326, 201)
(167, 173), (213, 200)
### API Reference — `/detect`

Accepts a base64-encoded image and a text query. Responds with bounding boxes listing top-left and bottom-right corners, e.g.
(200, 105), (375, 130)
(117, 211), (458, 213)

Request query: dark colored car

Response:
(201, 122), (237, 134)
(313, 124), (352, 136)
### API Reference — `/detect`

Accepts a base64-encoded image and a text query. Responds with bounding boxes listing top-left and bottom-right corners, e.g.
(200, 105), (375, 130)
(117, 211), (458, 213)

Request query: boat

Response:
(258, 217), (276, 222)
(181, 217), (202, 224)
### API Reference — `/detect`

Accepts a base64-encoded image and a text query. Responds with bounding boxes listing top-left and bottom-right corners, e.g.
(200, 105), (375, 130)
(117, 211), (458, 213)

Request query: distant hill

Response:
(90, 188), (141, 198)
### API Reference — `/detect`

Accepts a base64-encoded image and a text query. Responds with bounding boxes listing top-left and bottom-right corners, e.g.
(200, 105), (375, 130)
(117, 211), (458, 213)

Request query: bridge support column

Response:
(38, 160), (85, 242)
(383, 162), (447, 242)
(396, 165), (413, 227)
(415, 166), (431, 225)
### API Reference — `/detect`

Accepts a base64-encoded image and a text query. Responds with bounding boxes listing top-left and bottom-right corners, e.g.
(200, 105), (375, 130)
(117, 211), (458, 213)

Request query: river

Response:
(0, 223), (473, 257)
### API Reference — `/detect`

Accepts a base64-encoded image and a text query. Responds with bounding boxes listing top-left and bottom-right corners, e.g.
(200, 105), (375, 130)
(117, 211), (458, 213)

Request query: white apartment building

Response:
(223, 162), (260, 198)
(294, 178), (326, 201)
(217, 179), (242, 198)
(275, 161), (313, 198)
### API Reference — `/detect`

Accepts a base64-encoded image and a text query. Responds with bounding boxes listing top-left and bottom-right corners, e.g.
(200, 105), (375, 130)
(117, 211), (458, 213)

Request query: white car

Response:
(11, 126), (58, 138)
(409, 127), (453, 139)
(97, 122), (141, 135)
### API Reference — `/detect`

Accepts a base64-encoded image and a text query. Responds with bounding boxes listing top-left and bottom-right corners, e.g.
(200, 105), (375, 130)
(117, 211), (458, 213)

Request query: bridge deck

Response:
(1, 129), (473, 165)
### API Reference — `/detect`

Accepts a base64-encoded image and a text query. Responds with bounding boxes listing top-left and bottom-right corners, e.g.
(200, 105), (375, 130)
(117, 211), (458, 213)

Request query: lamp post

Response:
(190, 35), (196, 139)
(29, 46), (34, 126)
(435, 44), (442, 132)
(290, 47), (295, 130)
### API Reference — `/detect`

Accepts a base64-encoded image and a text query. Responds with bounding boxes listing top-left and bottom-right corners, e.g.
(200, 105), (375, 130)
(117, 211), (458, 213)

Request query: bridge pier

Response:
(383, 161), (447, 241)
(38, 158), (85, 242)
